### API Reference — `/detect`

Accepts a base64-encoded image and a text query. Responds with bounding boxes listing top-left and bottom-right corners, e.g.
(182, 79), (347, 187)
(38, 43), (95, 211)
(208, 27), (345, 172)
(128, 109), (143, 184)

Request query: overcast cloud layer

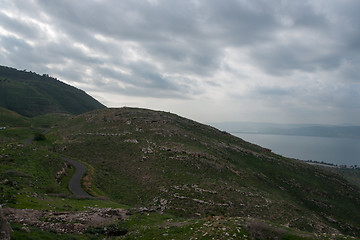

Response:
(1, 0), (360, 124)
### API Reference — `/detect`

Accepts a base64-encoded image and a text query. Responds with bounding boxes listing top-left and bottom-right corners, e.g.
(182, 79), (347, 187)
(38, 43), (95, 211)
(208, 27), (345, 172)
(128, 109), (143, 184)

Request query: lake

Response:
(232, 133), (360, 166)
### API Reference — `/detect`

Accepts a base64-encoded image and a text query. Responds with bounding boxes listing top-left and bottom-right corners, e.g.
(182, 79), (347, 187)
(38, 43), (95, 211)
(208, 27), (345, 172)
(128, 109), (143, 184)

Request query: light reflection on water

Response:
(232, 133), (360, 166)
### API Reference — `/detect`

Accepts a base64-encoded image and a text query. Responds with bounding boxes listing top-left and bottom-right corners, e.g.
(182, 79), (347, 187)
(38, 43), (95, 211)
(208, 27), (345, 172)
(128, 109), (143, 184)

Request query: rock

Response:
(4, 207), (128, 234)
(0, 207), (12, 240)
(21, 226), (30, 233)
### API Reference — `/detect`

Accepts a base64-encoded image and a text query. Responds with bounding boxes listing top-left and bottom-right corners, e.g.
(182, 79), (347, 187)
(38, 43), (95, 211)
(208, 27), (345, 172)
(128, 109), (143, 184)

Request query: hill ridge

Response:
(0, 65), (106, 117)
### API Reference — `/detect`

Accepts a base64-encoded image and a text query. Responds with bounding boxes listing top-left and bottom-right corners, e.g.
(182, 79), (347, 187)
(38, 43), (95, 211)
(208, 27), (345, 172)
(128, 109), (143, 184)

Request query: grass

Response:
(0, 127), (34, 143)
(49, 107), (360, 237)
(120, 213), (347, 240)
(30, 113), (71, 128)
(11, 223), (100, 240)
(324, 167), (360, 188)
(0, 107), (30, 127)
(9, 211), (359, 240)
(0, 65), (105, 118)
(2, 107), (360, 239)
(0, 141), (127, 211)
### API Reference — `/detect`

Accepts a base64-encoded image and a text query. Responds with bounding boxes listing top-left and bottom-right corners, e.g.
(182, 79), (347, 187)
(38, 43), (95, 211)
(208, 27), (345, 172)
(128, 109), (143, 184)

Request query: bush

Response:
(85, 223), (128, 236)
(106, 223), (128, 236)
(44, 185), (56, 193)
(34, 132), (46, 141)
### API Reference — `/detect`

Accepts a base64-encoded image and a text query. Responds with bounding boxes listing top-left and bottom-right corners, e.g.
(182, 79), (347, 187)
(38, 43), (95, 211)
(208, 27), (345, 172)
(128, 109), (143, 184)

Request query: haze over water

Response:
(233, 133), (360, 166)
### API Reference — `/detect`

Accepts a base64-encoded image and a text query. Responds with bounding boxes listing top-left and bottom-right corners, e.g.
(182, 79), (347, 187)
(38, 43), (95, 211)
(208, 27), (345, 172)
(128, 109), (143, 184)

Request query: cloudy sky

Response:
(1, 0), (360, 125)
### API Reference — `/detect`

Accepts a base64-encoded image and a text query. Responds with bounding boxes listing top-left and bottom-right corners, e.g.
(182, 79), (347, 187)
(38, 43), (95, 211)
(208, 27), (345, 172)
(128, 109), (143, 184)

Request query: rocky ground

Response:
(3, 207), (127, 234)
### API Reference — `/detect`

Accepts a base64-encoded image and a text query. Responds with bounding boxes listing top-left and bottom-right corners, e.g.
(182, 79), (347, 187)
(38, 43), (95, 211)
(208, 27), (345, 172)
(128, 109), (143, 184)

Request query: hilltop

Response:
(0, 65), (105, 117)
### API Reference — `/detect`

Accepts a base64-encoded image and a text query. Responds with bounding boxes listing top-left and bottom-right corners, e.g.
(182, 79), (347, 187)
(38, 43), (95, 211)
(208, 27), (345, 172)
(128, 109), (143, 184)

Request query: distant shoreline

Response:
(232, 132), (360, 168)
(304, 160), (359, 169)
(231, 131), (360, 139)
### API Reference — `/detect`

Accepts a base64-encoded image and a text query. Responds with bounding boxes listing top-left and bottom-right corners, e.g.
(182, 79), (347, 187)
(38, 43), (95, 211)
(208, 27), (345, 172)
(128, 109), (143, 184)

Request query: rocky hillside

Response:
(0, 65), (105, 117)
(52, 107), (360, 237)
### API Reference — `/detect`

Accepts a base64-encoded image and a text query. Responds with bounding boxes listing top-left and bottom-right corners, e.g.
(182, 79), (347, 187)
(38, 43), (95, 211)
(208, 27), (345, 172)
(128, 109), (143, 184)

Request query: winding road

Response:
(24, 129), (92, 198)
(61, 157), (92, 198)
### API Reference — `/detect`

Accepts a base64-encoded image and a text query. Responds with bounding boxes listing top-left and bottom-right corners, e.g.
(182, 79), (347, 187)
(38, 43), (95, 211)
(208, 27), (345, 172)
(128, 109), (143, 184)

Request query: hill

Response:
(0, 65), (105, 117)
(1, 107), (360, 239)
(0, 107), (75, 145)
(50, 107), (360, 237)
(0, 107), (30, 127)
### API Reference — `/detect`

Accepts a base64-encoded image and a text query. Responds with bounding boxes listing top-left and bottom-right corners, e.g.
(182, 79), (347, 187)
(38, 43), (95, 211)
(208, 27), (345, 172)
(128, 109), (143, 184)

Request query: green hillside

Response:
(0, 107), (71, 143)
(0, 65), (106, 117)
(51, 107), (360, 237)
(1, 107), (360, 239)
(0, 107), (30, 127)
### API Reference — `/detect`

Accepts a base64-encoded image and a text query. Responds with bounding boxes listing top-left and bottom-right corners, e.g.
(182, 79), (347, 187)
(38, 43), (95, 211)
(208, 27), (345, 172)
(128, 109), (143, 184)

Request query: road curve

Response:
(61, 157), (92, 198)
(23, 129), (91, 197)
(23, 129), (91, 198)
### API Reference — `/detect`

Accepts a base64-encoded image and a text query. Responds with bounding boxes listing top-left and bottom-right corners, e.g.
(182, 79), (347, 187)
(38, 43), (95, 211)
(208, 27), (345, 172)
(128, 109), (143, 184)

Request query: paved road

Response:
(23, 129), (92, 198)
(61, 157), (92, 198)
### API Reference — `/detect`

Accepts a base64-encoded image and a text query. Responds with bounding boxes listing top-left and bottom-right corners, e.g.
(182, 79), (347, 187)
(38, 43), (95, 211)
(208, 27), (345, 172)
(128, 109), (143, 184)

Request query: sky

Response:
(1, 0), (360, 125)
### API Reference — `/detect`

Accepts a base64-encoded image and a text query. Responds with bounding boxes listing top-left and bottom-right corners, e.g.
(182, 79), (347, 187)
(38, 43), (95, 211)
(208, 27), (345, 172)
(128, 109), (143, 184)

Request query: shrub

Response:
(34, 132), (46, 141)
(85, 223), (128, 236)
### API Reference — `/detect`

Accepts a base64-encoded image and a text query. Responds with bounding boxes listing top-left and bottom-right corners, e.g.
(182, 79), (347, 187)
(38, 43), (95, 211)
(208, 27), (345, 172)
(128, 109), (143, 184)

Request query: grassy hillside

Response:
(324, 167), (360, 188)
(0, 138), (325, 240)
(51, 107), (360, 237)
(1, 107), (359, 239)
(0, 65), (106, 117)
(0, 107), (30, 127)
(0, 107), (72, 143)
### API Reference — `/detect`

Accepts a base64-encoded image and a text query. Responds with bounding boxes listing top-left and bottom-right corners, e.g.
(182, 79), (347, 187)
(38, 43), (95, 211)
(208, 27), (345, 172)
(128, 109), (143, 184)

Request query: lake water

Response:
(232, 133), (360, 166)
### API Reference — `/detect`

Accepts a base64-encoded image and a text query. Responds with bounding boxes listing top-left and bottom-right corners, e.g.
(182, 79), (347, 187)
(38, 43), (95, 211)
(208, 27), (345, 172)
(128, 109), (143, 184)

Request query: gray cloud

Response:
(1, 0), (360, 124)
(256, 87), (291, 96)
(0, 12), (40, 40)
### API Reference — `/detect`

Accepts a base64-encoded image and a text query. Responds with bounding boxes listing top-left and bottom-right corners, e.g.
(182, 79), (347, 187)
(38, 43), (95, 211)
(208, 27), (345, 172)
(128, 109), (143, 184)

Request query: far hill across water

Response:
(0, 65), (105, 117)
(211, 122), (360, 138)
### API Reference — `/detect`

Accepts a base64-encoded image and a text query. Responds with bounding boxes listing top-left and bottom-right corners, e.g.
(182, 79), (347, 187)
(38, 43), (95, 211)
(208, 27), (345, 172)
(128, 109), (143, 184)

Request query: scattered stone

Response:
(3, 207), (128, 234)
(0, 207), (12, 240)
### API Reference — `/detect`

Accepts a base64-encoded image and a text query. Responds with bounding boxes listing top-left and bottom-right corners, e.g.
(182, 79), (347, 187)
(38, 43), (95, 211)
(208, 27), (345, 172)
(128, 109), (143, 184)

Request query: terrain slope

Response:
(52, 107), (360, 236)
(0, 65), (105, 117)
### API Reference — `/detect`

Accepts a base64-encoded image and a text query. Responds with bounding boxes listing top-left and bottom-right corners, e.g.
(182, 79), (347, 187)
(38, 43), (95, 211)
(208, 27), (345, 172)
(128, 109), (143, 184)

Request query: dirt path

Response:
(61, 157), (92, 198)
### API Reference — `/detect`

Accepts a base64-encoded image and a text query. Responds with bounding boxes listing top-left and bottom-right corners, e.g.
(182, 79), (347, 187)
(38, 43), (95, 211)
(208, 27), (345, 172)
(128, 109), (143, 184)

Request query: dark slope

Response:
(0, 65), (105, 117)
(53, 107), (360, 236)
